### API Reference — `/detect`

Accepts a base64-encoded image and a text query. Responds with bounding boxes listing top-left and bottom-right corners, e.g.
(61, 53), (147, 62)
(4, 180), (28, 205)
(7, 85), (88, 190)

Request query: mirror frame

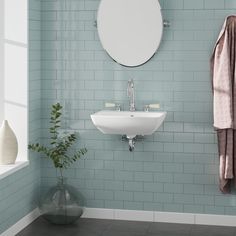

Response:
(97, 0), (163, 67)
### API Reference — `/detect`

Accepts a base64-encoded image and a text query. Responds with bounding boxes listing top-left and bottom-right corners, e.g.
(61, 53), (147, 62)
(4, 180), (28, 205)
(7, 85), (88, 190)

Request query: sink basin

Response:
(90, 110), (167, 138)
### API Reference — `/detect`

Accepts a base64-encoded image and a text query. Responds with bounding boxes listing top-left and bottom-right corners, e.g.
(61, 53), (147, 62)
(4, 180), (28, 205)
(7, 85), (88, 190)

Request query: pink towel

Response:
(211, 16), (236, 193)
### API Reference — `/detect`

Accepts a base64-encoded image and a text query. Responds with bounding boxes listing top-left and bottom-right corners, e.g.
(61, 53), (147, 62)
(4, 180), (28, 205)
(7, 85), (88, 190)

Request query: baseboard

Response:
(2, 207), (236, 235)
(82, 208), (236, 226)
(0, 208), (40, 236)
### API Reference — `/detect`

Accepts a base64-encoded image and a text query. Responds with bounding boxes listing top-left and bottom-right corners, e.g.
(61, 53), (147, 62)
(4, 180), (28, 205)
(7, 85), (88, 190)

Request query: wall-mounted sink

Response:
(91, 110), (167, 139)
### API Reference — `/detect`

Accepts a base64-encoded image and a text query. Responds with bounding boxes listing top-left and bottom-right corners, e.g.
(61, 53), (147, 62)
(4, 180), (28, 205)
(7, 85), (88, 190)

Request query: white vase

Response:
(0, 120), (18, 165)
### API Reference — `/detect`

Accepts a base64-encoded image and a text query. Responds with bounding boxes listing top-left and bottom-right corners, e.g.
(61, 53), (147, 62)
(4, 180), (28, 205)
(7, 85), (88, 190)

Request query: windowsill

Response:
(0, 161), (29, 180)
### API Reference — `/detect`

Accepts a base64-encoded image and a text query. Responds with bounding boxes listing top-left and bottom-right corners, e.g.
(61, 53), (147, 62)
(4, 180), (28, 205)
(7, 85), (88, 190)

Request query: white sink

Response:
(91, 110), (167, 138)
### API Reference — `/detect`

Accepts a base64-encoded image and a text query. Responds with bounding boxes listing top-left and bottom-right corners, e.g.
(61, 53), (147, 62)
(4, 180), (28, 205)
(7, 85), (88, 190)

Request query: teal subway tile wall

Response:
(40, 0), (236, 216)
(0, 0), (41, 234)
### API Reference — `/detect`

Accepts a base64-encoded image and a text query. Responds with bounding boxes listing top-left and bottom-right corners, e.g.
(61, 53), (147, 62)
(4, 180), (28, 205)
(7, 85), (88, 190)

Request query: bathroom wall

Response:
(41, 0), (236, 215)
(0, 0), (41, 233)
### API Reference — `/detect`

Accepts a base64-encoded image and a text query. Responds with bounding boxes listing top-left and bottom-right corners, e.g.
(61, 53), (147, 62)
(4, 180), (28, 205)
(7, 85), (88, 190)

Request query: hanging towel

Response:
(211, 15), (236, 193)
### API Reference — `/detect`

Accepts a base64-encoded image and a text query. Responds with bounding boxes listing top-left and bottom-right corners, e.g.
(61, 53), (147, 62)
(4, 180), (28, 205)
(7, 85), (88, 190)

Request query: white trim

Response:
(81, 208), (114, 220)
(82, 208), (236, 226)
(0, 208), (40, 236)
(114, 209), (153, 222)
(154, 211), (195, 224)
(0, 0), (4, 123)
(0, 161), (29, 180)
(2, 207), (236, 235)
(195, 214), (236, 227)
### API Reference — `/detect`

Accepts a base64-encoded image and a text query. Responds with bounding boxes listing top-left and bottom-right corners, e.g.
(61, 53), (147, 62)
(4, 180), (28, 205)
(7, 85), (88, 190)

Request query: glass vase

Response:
(39, 177), (83, 225)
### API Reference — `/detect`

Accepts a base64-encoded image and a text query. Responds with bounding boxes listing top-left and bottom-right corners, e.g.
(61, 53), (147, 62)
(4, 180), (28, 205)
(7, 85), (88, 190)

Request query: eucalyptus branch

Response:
(28, 103), (87, 176)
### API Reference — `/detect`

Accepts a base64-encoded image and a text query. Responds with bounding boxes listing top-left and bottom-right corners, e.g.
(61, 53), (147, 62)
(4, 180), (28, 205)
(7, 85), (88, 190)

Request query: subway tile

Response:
(164, 183), (184, 193)
(104, 161), (123, 170)
(194, 133), (215, 144)
(114, 191), (133, 201)
(144, 162), (163, 172)
(163, 0), (184, 9)
(204, 0), (224, 9)
(123, 161), (143, 171)
(184, 164), (204, 174)
(154, 152), (174, 162)
(84, 159), (104, 169)
(144, 202), (163, 211)
(105, 200), (124, 209)
(164, 143), (184, 153)
(173, 30), (194, 40)
(194, 195), (214, 205)
(124, 182), (143, 192)
(174, 133), (194, 143)
(154, 173), (173, 183)
(134, 172), (153, 182)
(184, 204), (204, 213)
(225, 1), (236, 9)
(114, 171), (133, 181)
(104, 181), (123, 191)
(143, 142), (164, 152)
(194, 174), (215, 184)
(163, 203), (183, 212)
(134, 192), (154, 202)
(174, 193), (194, 204)
(144, 183), (164, 192)
(174, 153), (194, 163)
(154, 193), (173, 203)
(194, 154), (216, 164)
(184, 184), (204, 194)
(154, 132), (174, 143)
(94, 170), (114, 180)
(85, 180), (104, 190)
(134, 152), (154, 162)
(94, 190), (113, 200)
(95, 151), (114, 160)
(164, 163), (183, 173)
(164, 122), (184, 132)
(204, 206), (225, 215)
(204, 164), (218, 175)
(184, 143), (204, 153)
(123, 201), (144, 210)
(174, 173), (194, 184)
(36, 0), (235, 218)
(184, 0), (204, 9)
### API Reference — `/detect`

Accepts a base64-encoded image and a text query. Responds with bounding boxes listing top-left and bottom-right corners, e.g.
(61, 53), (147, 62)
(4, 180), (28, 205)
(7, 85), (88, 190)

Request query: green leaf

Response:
(28, 102), (87, 171)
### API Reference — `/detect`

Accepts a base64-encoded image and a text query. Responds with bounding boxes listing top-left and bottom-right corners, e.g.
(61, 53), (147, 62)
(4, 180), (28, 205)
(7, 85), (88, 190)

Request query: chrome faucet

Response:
(127, 79), (135, 111)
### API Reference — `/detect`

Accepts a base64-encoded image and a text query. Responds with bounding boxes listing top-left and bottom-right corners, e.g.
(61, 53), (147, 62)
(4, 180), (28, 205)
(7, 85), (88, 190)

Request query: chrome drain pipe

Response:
(128, 138), (135, 152)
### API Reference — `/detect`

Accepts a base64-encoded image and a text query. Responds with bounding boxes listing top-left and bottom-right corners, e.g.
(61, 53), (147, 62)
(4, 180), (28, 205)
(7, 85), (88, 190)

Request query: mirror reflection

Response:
(97, 0), (163, 67)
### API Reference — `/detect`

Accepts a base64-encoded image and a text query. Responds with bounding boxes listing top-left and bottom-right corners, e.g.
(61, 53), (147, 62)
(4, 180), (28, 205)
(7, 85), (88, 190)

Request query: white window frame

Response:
(0, 0), (29, 177)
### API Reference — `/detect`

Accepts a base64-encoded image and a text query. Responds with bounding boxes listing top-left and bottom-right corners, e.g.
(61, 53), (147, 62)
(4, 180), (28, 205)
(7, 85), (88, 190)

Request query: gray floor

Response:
(17, 217), (236, 236)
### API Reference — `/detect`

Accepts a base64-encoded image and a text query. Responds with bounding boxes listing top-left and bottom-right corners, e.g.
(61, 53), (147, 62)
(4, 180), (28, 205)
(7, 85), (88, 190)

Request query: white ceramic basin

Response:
(91, 110), (167, 138)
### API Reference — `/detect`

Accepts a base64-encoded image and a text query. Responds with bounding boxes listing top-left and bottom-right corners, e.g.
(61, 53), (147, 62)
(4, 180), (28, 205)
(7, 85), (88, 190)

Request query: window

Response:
(0, 0), (28, 170)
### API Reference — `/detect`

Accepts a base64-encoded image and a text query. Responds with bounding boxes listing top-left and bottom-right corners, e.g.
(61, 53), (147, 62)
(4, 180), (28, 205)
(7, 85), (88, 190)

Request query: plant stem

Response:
(59, 168), (63, 180)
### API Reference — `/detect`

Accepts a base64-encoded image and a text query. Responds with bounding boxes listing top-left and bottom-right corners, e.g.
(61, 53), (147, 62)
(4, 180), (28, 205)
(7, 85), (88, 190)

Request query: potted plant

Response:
(29, 103), (87, 224)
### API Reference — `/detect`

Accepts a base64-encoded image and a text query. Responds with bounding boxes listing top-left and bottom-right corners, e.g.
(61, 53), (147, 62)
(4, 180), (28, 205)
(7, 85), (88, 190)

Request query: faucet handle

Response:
(144, 103), (160, 112)
(105, 102), (121, 111)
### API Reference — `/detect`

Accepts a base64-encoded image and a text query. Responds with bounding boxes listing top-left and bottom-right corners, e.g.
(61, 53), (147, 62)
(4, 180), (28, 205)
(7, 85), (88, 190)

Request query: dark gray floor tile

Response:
(17, 219), (78, 236)
(106, 220), (150, 234)
(17, 217), (107, 236)
(147, 234), (189, 236)
(148, 222), (192, 235)
(190, 225), (236, 236)
(74, 218), (112, 233)
(102, 231), (145, 236)
(17, 217), (236, 236)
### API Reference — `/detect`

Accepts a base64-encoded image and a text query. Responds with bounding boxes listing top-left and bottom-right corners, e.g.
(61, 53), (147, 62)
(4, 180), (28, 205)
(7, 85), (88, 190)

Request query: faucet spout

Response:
(127, 79), (135, 112)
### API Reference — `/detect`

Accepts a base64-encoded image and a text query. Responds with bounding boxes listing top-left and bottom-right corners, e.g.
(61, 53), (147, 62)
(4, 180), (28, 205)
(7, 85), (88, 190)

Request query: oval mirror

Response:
(97, 0), (163, 67)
